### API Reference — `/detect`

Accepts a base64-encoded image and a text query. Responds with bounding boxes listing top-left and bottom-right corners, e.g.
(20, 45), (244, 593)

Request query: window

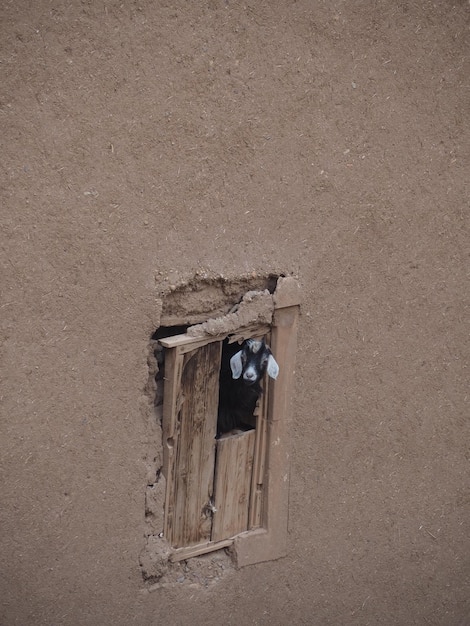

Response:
(157, 277), (300, 566)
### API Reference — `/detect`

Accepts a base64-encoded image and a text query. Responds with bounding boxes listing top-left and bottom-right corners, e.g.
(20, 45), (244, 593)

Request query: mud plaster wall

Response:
(1, 2), (468, 625)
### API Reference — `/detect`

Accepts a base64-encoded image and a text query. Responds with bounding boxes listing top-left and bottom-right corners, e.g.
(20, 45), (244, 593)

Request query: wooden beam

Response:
(169, 538), (234, 562)
(234, 295), (300, 567)
(158, 324), (271, 350)
(161, 346), (183, 541)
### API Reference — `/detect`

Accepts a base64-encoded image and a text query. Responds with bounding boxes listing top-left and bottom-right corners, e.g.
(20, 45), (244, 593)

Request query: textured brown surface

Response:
(1, 1), (469, 624)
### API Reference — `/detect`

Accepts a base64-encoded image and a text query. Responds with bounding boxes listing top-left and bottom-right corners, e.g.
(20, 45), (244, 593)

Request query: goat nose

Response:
(244, 369), (256, 381)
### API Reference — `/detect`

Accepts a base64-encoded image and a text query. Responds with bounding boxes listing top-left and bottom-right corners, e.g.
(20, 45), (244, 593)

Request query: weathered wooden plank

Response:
(161, 346), (184, 541)
(165, 341), (221, 548)
(169, 538), (234, 562)
(225, 324), (271, 344)
(234, 301), (300, 567)
(158, 324), (271, 350)
(211, 429), (256, 542)
(159, 334), (225, 351)
(243, 331), (270, 530)
(249, 386), (268, 529)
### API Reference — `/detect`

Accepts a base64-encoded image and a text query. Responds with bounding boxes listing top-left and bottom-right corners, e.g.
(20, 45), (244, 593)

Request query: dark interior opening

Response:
(217, 338), (257, 437)
(152, 325), (189, 341)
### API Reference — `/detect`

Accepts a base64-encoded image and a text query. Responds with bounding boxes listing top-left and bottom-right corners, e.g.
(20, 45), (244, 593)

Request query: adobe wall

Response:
(1, 2), (468, 624)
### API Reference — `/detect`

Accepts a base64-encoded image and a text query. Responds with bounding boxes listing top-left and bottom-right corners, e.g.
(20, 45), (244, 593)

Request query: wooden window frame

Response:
(158, 279), (300, 567)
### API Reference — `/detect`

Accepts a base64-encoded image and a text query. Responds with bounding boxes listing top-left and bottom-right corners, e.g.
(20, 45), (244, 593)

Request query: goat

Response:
(217, 338), (279, 436)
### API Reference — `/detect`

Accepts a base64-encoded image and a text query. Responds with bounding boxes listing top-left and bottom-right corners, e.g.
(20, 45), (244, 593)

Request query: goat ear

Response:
(230, 351), (243, 379)
(267, 354), (279, 379)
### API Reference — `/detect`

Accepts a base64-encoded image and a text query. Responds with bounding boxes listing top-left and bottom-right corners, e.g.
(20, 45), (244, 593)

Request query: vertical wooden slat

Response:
(249, 387), (268, 529)
(247, 332), (270, 530)
(161, 346), (183, 542)
(212, 429), (256, 542)
(164, 341), (221, 548)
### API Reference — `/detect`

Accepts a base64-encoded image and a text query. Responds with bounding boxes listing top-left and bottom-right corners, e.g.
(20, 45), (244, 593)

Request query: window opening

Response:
(148, 277), (300, 568)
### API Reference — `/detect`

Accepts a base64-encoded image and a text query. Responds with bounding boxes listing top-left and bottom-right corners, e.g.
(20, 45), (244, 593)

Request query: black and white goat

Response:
(217, 338), (279, 436)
